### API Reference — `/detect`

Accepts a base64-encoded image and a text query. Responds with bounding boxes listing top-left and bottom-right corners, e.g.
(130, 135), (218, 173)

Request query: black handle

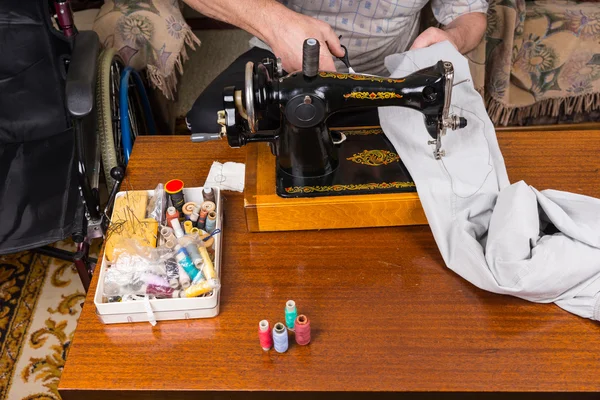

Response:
(104, 166), (125, 219)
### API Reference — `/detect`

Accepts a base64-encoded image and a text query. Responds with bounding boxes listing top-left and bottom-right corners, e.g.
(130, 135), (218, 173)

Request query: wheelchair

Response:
(0, 0), (155, 291)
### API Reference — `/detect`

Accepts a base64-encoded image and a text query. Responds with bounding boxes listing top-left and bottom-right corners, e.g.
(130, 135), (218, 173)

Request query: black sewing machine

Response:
(192, 38), (466, 199)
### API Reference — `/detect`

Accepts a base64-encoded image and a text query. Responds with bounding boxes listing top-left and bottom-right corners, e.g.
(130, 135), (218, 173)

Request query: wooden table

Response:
(59, 132), (600, 399)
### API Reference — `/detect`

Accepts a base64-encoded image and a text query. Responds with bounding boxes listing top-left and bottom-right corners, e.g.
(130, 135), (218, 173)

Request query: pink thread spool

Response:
(258, 320), (273, 351)
(294, 315), (311, 345)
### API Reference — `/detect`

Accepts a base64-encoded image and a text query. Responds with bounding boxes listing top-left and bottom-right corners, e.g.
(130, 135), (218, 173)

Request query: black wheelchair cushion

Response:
(0, 0), (81, 254)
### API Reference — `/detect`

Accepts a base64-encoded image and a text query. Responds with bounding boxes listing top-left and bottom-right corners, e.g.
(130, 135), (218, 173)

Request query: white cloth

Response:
(379, 41), (600, 321)
(204, 161), (245, 192)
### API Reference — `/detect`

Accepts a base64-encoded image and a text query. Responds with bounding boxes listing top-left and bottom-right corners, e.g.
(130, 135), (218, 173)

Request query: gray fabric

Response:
(379, 41), (600, 321)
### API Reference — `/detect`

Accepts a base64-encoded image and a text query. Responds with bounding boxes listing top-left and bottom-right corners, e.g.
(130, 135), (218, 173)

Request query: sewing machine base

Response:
(276, 127), (417, 198)
(244, 127), (428, 232)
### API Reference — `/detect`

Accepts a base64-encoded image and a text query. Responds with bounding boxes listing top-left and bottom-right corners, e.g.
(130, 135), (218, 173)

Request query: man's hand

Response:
(265, 9), (345, 72)
(410, 13), (487, 54)
(183, 0), (344, 71)
(410, 27), (459, 51)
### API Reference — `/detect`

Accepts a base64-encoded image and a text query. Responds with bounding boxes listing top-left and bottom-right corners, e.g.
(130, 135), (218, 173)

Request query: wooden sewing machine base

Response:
(244, 128), (428, 232)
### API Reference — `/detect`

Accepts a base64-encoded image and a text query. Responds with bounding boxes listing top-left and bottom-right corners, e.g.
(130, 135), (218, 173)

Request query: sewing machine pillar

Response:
(278, 121), (338, 178)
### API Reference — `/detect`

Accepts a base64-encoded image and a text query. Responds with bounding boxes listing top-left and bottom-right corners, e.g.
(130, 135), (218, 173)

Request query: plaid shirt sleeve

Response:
(431, 0), (489, 25)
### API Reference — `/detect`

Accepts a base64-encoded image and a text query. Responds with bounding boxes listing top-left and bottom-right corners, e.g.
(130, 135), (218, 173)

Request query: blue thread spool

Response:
(205, 211), (217, 233)
(272, 322), (288, 353)
(285, 300), (297, 330)
(175, 247), (199, 281)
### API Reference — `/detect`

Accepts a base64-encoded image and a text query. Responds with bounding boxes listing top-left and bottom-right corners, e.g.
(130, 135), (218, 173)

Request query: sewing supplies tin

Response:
(94, 187), (223, 324)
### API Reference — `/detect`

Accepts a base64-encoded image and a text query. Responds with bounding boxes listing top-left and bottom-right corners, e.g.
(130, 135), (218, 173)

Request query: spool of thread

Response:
(185, 241), (203, 269)
(203, 187), (215, 203)
(202, 186), (215, 203)
(191, 227), (201, 235)
(272, 322), (288, 353)
(258, 320), (273, 351)
(198, 246), (216, 280)
(294, 315), (311, 345)
(197, 209), (208, 230)
(178, 264), (191, 289)
(201, 201), (216, 214)
(165, 207), (179, 227)
(182, 202), (197, 218)
(160, 226), (174, 239)
(184, 280), (213, 297)
(285, 300), (298, 330)
(184, 220), (193, 234)
(170, 218), (185, 239)
(190, 210), (199, 227)
(165, 239), (176, 250)
(165, 257), (180, 288)
(175, 247), (200, 281)
(145, 283), (175, 298)
(165, 179), (186, 213)
(205, 211), (217, 233)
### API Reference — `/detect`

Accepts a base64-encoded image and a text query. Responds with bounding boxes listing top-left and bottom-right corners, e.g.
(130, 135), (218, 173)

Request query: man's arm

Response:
(183, 0), (344, 71)
(410, 12), (487, 54)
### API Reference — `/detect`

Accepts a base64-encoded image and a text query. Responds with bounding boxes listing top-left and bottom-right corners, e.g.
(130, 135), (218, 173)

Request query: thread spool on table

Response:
(258, 320), (273, 351)
(294, 314), (311, 345)
(272, 322), (288, 353)
(285, 300), (297, 330)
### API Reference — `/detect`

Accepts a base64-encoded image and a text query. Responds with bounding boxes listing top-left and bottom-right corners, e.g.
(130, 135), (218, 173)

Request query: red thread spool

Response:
(294, 314), (311, 345)
(165, 206), (179, 227)
(258, 320), (273, 351)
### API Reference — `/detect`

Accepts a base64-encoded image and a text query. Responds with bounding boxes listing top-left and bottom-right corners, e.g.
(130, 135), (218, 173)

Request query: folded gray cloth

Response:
(379, 41), (600, 321)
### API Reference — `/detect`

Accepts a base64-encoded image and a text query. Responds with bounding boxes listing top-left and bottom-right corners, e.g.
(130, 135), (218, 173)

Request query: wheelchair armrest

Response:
(66, 31), (100, 118)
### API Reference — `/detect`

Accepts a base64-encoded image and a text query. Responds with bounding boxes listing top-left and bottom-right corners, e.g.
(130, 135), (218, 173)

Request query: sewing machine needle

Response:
(453, 79), (470, 87)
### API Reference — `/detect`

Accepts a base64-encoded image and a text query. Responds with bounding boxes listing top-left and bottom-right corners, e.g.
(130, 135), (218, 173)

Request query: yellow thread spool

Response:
(198, 246), (216, 280)
(183, 220), (193, 234)
(184, 280), (213, 297)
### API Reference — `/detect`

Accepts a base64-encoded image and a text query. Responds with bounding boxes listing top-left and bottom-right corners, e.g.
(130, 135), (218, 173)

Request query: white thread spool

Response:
(272, 322), (288, 353)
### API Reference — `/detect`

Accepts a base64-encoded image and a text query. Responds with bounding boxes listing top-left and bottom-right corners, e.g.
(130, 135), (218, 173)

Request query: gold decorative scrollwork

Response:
(285, 181), (416, 194)
(343, 91), (403, 100)
(319, 71), (406, 84)
(346, 150), (400, 166)
(341, 128), (384, 136)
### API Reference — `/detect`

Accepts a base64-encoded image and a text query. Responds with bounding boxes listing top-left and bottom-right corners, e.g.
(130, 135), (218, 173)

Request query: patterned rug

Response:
(0, 241), (86, 400)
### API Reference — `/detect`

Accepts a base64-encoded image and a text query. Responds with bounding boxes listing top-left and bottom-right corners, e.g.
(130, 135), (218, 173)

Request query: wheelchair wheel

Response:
(97, 49), (157, 190)
(97, 47), (123, 191)
(119, 66), (157, 164)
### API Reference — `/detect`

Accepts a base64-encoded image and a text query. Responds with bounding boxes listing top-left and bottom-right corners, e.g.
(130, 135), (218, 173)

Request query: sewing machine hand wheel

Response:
(244, 61), (257, 133)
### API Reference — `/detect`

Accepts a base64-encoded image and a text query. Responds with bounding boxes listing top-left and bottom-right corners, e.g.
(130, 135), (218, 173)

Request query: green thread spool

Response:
(285, 300), (297, 330)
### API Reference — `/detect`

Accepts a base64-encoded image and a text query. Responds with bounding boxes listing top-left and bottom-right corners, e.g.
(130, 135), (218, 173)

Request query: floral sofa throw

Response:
(485, 0), (600, 125)
(93, 0), (200, 99)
